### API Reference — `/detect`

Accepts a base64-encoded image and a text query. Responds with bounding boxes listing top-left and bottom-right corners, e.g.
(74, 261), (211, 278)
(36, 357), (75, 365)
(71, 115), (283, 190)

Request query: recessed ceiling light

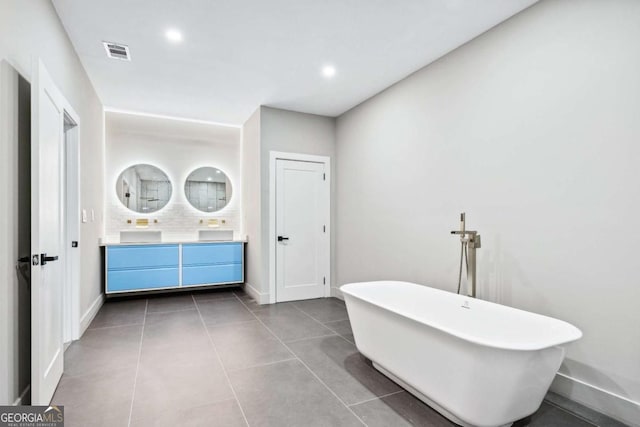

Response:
(322, 65), (336, 78)
(207, 177), (213, 181)
(165, 29), (183, 43)
(216, 170), (221, 174)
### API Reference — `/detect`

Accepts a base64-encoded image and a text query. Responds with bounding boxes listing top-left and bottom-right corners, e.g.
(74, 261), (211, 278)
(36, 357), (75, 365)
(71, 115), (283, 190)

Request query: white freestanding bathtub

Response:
(341, 281), (582, 427)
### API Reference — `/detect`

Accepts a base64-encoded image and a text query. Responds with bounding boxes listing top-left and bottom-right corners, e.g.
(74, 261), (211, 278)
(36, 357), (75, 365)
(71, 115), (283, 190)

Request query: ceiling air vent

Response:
(103, 42), (131, 61)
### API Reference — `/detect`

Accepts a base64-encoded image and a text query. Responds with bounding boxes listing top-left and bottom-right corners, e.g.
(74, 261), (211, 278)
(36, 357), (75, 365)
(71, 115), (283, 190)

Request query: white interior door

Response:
(31, 60), (65, 405)
(275, 159), (329, 302)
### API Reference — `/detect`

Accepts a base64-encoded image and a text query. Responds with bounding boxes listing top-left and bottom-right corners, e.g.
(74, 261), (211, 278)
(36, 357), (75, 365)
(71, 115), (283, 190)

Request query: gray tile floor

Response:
(53, 288), (626, 427)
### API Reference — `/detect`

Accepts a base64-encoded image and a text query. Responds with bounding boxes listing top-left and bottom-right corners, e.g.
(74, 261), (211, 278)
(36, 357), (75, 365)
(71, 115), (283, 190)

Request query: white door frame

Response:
(63, 111), (81, 342)
(269, 151), (331, 304)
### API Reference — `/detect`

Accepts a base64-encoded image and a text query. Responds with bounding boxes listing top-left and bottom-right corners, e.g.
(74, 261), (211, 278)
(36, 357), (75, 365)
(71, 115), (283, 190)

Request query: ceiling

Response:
(53, 0), (537, 125)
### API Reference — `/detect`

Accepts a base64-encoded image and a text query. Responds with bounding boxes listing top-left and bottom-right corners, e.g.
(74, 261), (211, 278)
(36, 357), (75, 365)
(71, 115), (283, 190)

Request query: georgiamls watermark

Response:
(0, 406), (64, 427)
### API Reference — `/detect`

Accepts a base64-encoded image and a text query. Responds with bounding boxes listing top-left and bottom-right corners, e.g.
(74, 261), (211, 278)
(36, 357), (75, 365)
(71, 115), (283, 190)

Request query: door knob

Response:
(277, 236), (289, 242)
(40, 253), (59, 266)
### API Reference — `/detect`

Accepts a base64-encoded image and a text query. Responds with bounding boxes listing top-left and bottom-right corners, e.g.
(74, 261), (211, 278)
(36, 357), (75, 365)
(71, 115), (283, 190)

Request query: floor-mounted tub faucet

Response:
(451, 213), (481, 298)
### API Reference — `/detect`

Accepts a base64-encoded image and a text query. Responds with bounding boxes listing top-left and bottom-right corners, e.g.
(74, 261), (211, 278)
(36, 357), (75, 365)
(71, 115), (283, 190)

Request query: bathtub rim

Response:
(341, 280), (582, 352)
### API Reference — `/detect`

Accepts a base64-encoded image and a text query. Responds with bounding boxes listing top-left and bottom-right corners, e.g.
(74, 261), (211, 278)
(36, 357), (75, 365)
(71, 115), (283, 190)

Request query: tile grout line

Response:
(194, 297), (238, 303)
(347, 390), (405, 407)
(204, 319), (259, 329)
(282, 332), (339, 344)
(226, 357), (300, 373)
(127, 298), (148, 427)
(233, 294), (369, 427)
(87, 322), (146, 331)
(192, 294), (251, 427)
(323, 317), (351, 324)
(289, 302), (342, 325)
(145, 307), (198, 315)
(289, 303), (356, 346)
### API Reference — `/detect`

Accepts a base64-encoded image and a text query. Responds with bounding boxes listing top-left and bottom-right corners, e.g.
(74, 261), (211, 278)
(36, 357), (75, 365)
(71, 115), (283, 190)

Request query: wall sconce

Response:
(135, 218), (149, 228)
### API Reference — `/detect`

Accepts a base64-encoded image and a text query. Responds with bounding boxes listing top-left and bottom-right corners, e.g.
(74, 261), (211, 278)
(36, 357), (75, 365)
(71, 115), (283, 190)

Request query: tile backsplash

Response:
(105, 201), (242, 243)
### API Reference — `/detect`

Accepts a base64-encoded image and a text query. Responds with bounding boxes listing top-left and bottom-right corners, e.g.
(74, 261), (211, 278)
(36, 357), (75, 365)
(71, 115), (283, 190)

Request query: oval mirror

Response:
(184, 167), (233, 212)
(115, 164), (172, 213)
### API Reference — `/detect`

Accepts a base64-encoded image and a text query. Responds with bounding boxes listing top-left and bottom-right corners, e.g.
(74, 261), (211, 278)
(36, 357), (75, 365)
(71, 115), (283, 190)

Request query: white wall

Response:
(0, 1), (105, 405)
(240, 106), (336, 301)
(335, 0), (640, 424)
(259, 107), (336, 299)
(241, 108), (262, 299)
(105, 113), (242, 241)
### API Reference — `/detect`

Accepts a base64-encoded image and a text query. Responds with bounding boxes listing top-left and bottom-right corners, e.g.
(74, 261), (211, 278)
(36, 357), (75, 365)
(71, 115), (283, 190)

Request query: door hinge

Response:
(323, 277), (326, 285)
(323, 225), (326, 233)
(323, 173), (326, 181)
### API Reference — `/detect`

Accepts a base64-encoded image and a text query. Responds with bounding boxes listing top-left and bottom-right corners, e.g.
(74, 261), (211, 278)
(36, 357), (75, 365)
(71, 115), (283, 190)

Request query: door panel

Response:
(275, 159), (328, 302)
(31, 60), (65, 405)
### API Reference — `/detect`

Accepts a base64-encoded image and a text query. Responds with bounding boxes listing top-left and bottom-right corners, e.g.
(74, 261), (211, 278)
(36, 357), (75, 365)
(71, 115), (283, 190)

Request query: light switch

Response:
(81, 209), (87, 223)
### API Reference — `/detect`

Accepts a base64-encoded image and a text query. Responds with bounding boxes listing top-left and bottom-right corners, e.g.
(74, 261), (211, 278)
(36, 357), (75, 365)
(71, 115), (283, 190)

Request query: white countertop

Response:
(99, 239), (247, 247)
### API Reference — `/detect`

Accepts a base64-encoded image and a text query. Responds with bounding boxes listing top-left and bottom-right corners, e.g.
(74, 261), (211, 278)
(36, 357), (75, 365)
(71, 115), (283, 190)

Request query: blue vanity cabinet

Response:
(106, 244), (180, 293)
(182, 242), (244, 286)
(104, 241), (245, 294)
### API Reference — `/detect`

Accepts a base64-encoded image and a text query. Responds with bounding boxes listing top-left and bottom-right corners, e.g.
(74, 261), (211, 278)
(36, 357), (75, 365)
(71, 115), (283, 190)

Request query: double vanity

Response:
(104, 163), (244, 295)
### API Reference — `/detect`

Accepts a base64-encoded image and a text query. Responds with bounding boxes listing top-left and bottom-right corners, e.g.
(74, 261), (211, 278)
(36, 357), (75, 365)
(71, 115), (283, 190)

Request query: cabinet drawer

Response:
(182, 243), (243, 266)
(107, 245), (179, 270)
(107, 268), (179, 293)
(182, 264), (243, 286)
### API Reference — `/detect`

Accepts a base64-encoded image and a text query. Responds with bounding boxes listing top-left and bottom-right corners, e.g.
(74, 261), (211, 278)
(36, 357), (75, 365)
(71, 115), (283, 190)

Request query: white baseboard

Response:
(551, 372), (640, 427)
(331, 286), (344, 300)
(79, 293), (104, 336)
(12, 385), (29, 406)
(243, 283), (270, 305)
